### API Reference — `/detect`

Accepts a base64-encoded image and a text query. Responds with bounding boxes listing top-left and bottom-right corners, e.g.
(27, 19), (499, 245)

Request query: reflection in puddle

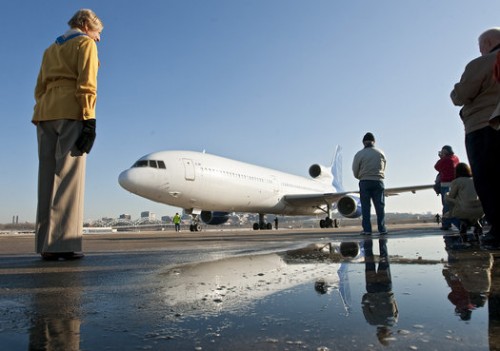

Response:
(151, 237), (499, 350)
(361, 239), (398, 346)
(443, 245), (492, 321)
(29, 273), (83, 351)
(2, 234), (500, 350)
(160, 242), (361, 319)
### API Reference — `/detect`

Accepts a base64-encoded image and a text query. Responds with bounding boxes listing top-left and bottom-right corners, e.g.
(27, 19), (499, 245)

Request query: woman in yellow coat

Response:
(33, 9), (103, 260)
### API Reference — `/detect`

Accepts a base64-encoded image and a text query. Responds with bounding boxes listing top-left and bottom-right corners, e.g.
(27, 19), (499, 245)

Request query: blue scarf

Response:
(55, 32), (87, 45)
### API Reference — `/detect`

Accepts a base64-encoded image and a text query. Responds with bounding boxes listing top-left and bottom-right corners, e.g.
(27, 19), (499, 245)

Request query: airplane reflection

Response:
(159, 242), (361, 318)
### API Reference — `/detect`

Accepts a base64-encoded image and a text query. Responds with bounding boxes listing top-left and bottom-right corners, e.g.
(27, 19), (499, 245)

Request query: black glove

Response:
(75, 119), (96, 154)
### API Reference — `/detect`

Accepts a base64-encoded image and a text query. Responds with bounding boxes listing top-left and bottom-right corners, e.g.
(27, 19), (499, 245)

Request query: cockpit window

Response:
(133, 160), (148, 167)
(132, 159), (166, 169)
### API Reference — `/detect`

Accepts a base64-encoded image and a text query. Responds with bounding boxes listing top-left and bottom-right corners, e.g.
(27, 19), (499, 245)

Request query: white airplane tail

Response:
(331, 145), (344, 192)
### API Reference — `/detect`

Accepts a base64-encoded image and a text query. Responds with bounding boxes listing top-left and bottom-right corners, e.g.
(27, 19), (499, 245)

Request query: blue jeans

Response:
(359, 180), (386, 233)
(440, 185), (460, 229)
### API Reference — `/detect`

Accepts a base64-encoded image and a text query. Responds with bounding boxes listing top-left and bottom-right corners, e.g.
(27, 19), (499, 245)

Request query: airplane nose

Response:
(118, 169), (135, 192)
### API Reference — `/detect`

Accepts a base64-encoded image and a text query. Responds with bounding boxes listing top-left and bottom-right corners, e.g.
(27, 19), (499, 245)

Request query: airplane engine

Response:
(309, 164), (334, 183)
(309, 164), (329, 178)
(200, 211), (230, 225)
(337, 195), (362, 218)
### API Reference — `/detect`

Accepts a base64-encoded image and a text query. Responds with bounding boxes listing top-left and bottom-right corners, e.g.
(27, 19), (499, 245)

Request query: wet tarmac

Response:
(1, 225), (499, 350)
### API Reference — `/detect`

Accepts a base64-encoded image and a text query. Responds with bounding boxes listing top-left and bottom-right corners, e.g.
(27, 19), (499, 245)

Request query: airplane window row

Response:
(201, 167), (267, 183)
(281, 182), (320, 192)
(132, 160), (166, 169)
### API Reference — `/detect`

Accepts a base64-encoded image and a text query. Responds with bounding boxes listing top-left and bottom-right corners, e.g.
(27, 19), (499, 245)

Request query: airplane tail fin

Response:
(331, 145), (344, 192)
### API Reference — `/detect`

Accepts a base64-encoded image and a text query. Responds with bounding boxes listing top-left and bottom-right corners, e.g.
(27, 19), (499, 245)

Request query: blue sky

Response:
(2, 0), (499, 223)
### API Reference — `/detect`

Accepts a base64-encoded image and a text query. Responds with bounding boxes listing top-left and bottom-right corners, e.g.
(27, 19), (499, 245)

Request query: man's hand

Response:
(75, 119), (96, 154)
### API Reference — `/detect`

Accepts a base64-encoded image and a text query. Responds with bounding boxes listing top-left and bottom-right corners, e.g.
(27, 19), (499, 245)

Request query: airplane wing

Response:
(283, 192), (353, 207)
(384, 184), (434, 196)
(283, 184), (434, 207)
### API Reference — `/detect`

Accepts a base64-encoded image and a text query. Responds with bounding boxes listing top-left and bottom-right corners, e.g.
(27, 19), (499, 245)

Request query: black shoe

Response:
(59, 252), (85, 260)
(41, 253), (60, 261)
(41, 252), (85, 261)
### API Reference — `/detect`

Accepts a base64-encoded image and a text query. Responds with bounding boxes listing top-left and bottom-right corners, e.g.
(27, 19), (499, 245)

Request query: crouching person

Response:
(445, 163), (484, 241)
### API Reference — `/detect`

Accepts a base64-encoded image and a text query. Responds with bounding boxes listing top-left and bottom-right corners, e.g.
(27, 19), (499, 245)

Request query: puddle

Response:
(1, 234), (499, 350)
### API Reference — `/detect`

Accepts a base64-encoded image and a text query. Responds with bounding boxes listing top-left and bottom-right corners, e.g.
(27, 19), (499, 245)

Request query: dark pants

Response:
(364, 239), (391, 292)
(360, 180), (386, 234)
(465, 127), (500, 236)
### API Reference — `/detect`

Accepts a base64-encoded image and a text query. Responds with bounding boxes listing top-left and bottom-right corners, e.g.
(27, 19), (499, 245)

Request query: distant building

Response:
(161, 215), (171, 223)
(119, 214), (131, 220)
(141, 211), (156, 220)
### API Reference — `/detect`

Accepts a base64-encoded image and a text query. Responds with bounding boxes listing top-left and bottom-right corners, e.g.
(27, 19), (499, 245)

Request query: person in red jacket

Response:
(434, 145), (460, 230)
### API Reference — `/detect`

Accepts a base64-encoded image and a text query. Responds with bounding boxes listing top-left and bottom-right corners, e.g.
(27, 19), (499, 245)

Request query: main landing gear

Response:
(319, 217), (334, 228)
(253, 213), (273, 230)
(317, 203), (339, 228)
(189, 214), (202, 232)
(189, 223), (202, 232)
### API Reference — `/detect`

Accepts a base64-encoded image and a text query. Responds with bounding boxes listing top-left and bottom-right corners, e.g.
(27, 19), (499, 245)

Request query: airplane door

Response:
(183, 158), (195, 181)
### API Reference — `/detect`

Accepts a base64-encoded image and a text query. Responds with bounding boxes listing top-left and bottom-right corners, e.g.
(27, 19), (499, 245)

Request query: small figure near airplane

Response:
(118, 146), (432, 231)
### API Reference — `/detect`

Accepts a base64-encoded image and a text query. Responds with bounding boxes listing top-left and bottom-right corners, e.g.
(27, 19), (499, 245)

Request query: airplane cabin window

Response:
(158, 161), (166, 169)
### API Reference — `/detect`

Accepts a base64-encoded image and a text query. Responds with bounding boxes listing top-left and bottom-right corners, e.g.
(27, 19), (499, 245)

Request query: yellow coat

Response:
(33, 31), (99, 124)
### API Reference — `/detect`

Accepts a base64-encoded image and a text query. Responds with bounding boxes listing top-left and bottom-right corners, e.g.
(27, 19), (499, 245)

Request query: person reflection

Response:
(28, 273), (82, 351)
(442, 248), (492, 321)
(361, 239), (398, 346)
(488, 254), (500, 351)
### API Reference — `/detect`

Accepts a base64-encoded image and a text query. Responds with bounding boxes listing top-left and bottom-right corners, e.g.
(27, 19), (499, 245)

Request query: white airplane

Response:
(118, 146), (433, 231)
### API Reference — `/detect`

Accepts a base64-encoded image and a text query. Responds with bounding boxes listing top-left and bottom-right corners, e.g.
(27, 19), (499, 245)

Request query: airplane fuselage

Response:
(119, 151), (335, 216)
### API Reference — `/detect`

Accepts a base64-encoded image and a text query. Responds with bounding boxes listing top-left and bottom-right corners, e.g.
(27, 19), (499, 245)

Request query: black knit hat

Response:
(442, 145), (454, 154)
(363, 132), (375, 142)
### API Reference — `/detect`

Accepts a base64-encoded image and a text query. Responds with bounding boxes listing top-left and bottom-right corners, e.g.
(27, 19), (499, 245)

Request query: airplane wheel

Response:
(253, 223), (260, 230)
(189, 224), (194, 232)
(266, 223), (272, 230)
(195, 224), (202, 232)
(325, 218), (333, 228)
(334, 219), (339, 228)
(319, 219), (325, 228)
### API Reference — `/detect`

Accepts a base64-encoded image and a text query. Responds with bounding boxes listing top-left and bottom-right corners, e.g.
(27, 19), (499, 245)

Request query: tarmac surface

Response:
(1, 223), (499, 350)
